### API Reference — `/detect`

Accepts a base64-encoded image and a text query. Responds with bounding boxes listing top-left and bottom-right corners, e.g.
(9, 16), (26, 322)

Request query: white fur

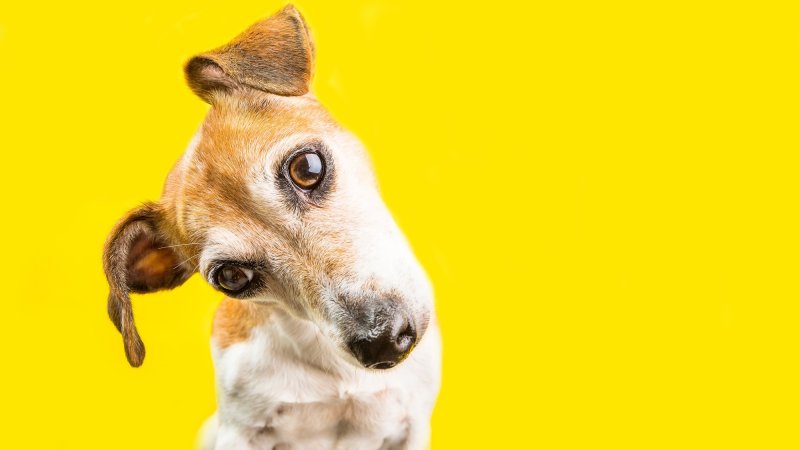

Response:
(201, 307), (441, 450)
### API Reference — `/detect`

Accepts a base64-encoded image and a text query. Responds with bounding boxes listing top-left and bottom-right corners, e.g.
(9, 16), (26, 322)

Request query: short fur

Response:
(102, 5), (441, 449)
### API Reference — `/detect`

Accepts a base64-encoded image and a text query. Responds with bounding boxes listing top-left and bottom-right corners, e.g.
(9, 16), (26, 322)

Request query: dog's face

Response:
(103, 5), (432, 369)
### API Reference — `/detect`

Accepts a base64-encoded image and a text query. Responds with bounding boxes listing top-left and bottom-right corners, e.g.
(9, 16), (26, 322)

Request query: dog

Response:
(101, 5), (441, 449)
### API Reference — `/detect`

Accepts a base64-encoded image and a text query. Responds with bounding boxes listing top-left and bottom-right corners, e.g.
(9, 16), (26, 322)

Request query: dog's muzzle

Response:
(346, 306), (417, 369)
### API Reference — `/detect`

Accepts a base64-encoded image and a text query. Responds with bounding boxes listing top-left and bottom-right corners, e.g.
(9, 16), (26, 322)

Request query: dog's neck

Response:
(221, 300), (363, 380)
(266, 305), (353, 374)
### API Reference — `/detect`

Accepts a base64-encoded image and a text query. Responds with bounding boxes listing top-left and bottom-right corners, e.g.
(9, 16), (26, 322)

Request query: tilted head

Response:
(103, 5), (432, 369)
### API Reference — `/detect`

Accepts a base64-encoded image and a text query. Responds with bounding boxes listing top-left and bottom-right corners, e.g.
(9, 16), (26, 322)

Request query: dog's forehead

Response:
(197, 94), (338, 158)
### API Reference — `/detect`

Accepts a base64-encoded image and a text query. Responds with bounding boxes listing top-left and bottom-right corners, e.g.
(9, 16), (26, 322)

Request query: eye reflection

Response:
(216, 265), (253, 292)
(288, 152), (324, 190)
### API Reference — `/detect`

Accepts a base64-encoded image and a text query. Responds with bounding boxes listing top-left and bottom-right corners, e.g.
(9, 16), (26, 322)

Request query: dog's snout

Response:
(347, 313), (417, 369)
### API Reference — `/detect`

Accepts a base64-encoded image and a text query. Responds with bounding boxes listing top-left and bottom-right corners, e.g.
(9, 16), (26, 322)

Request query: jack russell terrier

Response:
(102, 5), (441, 449)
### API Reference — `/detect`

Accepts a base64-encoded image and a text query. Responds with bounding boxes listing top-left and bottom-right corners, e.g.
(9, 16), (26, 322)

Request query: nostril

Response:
(394, 321), (416, 354)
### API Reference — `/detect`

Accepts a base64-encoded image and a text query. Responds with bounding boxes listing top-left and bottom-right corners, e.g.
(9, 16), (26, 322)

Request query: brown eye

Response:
(216, 265), (253, 292)
(288, 152), (324, 190)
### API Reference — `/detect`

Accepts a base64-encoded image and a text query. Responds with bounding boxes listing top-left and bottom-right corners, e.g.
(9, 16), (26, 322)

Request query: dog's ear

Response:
(185, 4), (315, 102)
(103, 203), (193, 367)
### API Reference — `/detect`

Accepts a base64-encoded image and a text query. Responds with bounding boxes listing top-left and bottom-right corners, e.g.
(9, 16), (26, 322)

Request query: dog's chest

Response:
(216, 343), (419, 449)
(254, 389), (411, 449)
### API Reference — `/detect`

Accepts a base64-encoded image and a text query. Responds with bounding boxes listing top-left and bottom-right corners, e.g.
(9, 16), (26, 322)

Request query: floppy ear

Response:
(103, 203), (193, 367)
(185, 4), (315, 102)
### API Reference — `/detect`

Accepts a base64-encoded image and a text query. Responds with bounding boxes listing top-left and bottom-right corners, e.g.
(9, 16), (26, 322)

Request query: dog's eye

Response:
(288, 152), (324, 190)
(216, 265), (253, 292)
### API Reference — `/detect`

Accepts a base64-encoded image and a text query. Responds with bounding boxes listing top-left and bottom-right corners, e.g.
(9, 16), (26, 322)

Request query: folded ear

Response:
(185, 4), (315, 102)
(103, 203), (193, 367)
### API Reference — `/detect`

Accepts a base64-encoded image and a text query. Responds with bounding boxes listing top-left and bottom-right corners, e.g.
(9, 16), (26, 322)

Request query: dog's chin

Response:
(344, 353), (406, 371)
(319, 339), (370, 369)
(342, 351), (375, 370)
(330, 341), (405, 371)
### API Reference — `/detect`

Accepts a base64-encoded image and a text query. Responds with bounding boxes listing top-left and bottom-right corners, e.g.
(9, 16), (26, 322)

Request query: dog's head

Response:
(103, 5), (432, 369)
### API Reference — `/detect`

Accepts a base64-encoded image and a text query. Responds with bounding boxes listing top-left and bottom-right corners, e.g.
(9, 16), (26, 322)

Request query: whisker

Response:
(157, 242), (202, 250)
(173, 253), (199, 271)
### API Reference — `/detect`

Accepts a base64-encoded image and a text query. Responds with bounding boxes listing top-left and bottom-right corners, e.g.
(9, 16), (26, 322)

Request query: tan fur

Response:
(162, 92), (340, 232)
(159, 93), (365, 316)
(212, 298), (271, 349)
(185, 5), (314, 101)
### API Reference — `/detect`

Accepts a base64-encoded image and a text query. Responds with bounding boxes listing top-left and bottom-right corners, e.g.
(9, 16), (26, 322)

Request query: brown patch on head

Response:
(212, 298), (272, 348)
(162, 91), (342, 235)
(156, 88), (362, 329)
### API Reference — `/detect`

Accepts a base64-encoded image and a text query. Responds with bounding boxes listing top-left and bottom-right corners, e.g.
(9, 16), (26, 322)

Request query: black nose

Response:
(347, 314), (417, 369)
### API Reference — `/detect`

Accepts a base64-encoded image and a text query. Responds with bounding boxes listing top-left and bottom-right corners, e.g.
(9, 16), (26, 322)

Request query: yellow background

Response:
(1, 0), (799, 448)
